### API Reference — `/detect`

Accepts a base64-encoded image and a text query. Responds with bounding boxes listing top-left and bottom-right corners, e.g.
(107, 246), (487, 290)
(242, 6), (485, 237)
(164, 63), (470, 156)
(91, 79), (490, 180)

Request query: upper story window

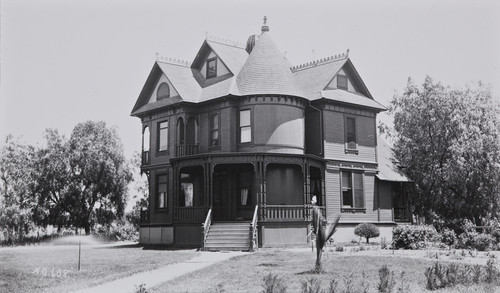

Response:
(341, 171), (364, 211)
(345, 116), (357, 151)
(239, 109), (252, 143)
(158, 120), (169, 152)
(206, 58), (217, 79)
(157, 174), (168, 209)
(157, 82), (170, 100)
(142, 126), (150, 164)
(337, 75), (348, 90)
(210, 113), (220, 147)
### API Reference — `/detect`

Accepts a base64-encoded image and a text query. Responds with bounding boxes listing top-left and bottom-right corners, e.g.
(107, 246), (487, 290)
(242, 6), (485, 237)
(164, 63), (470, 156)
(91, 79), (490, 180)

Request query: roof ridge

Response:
(206, 35), (245, 49)
(291, 49), (350, 72)
(155, 53), (191, 67)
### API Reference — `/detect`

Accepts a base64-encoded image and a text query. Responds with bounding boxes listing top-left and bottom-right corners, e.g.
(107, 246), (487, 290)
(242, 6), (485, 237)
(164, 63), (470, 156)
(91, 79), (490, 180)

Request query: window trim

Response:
(157, 120), (169, 154)
(340, 170), (365, 213)
(344, 115), (358, 154)
(156, 173), (168, 211)
(206, 57), (217, 79)
(209, 112), (220, 150)
(238, 108), (252, 144)
(337, 74), (348, 90)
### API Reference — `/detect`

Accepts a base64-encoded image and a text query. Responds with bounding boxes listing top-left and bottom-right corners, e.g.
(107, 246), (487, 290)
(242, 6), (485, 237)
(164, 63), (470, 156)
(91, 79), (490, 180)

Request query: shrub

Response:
(262, 273), (287, 293)
(378, 265), (395, 293)
(355, 223), (380, 244)
(440, 228), (457, 247)
(473, 234), (494, 251)
(392, 225), (437, 249)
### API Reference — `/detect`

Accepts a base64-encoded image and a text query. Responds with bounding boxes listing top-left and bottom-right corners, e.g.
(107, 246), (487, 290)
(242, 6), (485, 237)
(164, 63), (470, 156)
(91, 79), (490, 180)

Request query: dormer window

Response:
(337, 75), (348, 90)
(206, 58), (217, 79)
(157, 82), (170, 100)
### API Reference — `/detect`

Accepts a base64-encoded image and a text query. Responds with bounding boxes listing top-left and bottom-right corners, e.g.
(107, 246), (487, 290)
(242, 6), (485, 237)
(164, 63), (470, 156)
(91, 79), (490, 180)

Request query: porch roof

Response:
(376, 137), (412, 182)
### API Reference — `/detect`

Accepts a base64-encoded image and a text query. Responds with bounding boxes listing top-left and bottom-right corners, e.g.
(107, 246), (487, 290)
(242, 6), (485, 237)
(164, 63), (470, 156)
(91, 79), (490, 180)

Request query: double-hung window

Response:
(157, 174), (168, 209)
(158, 121), (169, 152)
(345, 116), (357, 151)
(239, 109), (252, 143)
(341, 171), (364, 211)
(210, 113), (220, 147)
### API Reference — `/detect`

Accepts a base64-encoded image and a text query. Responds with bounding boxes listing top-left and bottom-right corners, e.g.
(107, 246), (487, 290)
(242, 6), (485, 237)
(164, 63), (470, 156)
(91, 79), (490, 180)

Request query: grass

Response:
(148, 249), (500, 293)
(0, 243), (198, 293)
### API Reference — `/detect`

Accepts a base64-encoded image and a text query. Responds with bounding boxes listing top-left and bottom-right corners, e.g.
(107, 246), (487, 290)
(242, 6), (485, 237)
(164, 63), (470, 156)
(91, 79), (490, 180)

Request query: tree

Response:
(126, 151), (149, 229)
(387, 77), (500, 225)
(0, 136), (37, 242)
(354, 223), (380, 243)
(34, 121), (132, 234)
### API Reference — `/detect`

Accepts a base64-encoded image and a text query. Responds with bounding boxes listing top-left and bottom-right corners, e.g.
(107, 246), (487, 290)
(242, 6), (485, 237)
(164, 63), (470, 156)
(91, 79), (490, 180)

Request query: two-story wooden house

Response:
(131, 21), (412, 250)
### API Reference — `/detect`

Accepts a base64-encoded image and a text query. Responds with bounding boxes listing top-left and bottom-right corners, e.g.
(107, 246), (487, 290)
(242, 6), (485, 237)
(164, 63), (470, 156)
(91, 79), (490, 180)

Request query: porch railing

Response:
(175, 144), (199, 157)
(174, 206), (210, 222)
(262, 205), (326, 222)
(139, 209), (149, 224)
(201, 208), (212, 250)
(250, 205), (258, 251)
(394, 208), (411, 222)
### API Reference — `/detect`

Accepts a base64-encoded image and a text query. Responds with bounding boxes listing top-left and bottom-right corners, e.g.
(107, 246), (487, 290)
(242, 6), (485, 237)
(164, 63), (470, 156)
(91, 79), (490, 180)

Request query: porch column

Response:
(205, 159), (212, 208)
(255, 158), (265, 221)
(303, 160), (310, 220)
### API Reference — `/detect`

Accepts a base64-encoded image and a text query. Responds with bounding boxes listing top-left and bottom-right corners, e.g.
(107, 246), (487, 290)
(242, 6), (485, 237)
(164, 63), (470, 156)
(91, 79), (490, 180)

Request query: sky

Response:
(1, 0), (499, 160)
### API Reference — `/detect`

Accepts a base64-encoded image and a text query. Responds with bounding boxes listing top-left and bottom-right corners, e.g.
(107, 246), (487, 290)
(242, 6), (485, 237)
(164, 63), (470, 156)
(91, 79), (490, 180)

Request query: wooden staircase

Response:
(204, 221), (252, 251)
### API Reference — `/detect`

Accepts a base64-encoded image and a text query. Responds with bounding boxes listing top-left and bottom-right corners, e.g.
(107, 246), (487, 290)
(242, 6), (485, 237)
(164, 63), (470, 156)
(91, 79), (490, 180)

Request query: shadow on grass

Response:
(94, 243), (195, 251)
(297, 269), (324, 275)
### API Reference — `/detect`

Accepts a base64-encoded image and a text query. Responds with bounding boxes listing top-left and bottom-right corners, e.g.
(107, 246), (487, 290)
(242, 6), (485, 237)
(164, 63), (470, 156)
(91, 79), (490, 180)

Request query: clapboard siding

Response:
(198, 112), (208, 153)
(378, 180), (394, 222)
(305, 108), (322, 155)
(322, 110), (377, 163)
(220, 107), (232, 152)
(325, 171), (379, 223)
(340, 173), (377, 222)
(325, 169), (341, 221)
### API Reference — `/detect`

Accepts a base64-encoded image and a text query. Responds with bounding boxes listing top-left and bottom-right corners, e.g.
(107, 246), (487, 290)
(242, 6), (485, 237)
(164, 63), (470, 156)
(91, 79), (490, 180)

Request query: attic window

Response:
(157, 82), (170, 100)
(337, 75), (348, 90)
(206, 58), (217, 79)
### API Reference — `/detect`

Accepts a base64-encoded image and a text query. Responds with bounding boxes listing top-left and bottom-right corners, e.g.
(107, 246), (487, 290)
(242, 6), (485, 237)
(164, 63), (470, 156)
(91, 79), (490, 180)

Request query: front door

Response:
(213, 172), (231, 220)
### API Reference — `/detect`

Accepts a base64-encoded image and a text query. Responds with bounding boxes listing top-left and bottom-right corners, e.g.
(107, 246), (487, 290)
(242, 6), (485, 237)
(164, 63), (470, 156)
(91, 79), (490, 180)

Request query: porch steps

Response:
(204, 222), (251, 251)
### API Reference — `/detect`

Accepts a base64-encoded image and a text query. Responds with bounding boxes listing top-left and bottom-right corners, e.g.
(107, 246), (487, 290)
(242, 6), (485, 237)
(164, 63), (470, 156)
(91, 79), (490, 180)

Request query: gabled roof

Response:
(205, 40), (248, 75)
(130, 61), (201, 116)
(376, 137), (412, 182)
(131, 25), (386, 117)
(321, 89), (386, 111)
(235, 32), (306, 98)
(293, 57), (347, 99)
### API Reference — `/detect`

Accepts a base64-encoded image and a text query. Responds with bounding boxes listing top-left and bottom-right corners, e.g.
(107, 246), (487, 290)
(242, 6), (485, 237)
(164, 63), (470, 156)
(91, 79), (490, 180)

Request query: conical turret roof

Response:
(235, 31), (306, 98)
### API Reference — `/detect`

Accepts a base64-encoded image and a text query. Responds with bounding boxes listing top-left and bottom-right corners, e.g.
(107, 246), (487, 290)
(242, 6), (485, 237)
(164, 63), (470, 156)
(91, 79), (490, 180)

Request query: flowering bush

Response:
(457, 219), (479, 249)
(392, 225), (437, 249)
(473, 234), (494, 251)
(441, 228), (457, 247)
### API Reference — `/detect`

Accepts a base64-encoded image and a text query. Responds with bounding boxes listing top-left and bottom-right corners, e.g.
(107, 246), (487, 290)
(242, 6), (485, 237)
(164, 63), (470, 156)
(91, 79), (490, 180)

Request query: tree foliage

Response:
(388, 77), (500, 224)
(354, 223), (380, 243)
(33, 121), (132, 234)
(126, 151), (149, 229)
(0, 135), (37, 241)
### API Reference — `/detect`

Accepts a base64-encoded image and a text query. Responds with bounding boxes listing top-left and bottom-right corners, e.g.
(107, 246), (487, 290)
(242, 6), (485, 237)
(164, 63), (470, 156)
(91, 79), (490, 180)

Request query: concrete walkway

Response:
(73, 251), (247, 293)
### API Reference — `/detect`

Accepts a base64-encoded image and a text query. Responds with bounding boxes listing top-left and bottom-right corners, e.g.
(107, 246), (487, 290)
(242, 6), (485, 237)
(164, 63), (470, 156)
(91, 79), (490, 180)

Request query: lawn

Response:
(0, 242), (198, 293)
(149, 248), (500, 293)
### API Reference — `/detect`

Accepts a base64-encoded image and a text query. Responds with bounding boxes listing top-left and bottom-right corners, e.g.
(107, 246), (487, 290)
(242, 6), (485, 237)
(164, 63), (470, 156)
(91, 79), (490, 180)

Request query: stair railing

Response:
(201, 208), (212, 250)
(250, 205), (259, 252)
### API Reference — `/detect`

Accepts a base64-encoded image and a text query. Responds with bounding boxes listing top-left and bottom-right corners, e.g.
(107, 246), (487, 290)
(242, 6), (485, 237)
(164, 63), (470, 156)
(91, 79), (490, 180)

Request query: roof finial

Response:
(261, 16), (269, 33)
(346, 48), (350, 56)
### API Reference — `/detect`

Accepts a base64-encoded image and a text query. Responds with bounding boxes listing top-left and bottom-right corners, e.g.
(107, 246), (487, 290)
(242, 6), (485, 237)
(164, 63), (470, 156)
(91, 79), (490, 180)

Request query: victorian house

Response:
(131, 21), (412, 250)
